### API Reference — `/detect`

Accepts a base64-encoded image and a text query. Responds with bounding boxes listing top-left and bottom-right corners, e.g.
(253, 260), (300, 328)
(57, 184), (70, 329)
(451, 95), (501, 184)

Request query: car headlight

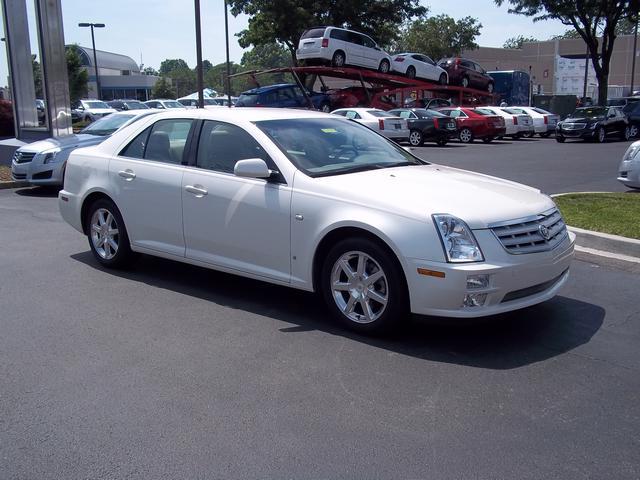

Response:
(590, 123), (597, 129)
(623, 144), (640, 161)
(433, 214), (484, 263)
(42, 148), (62, 164)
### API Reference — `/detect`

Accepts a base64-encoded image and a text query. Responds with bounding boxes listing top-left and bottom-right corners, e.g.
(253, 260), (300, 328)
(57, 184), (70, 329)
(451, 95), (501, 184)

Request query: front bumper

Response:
(382, 128), (410, 141)
(405, 230), (575, 318)
(618, 160), (640, 188)
(11, 153), (65, 186)
(556, 127), (594, 139)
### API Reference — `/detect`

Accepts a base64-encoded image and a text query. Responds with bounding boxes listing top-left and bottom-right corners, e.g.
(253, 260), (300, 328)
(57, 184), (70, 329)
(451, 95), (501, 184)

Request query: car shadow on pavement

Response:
(71, 251), (604, 371)
(15, 186), (60, 197)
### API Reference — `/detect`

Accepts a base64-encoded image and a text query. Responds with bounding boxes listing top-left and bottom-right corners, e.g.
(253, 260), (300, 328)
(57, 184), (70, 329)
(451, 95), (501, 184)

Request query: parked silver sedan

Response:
(11, 111), (157, 187)
(618, 140), (640, 189)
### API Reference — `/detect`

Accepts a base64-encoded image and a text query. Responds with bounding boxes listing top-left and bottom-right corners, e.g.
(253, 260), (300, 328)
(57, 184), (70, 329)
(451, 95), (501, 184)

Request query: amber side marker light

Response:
(417, 268), (445, 278)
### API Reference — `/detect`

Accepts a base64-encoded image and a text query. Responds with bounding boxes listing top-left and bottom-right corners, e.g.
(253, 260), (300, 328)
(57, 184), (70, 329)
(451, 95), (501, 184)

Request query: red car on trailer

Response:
(436, 107), (506, 143)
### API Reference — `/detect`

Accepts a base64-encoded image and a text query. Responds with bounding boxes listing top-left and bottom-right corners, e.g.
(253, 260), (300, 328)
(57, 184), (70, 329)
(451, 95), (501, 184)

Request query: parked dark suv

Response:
(437, 57), (494, 93)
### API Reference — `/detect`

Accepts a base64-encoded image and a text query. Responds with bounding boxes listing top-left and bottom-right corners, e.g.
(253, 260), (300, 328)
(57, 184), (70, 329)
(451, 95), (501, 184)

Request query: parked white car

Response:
(618, 140), (640, 189)
(11, 111), (157, 186)
(72, 99), (116, 123)
(296, 26), (392, 73)
(58, 108), (574, 334)
(504, 106), (559, 137)
(391, 53), (448, 84)
(144, 99), (186, 110)
(476, 106), (535, 138)
(331, 108), (409, 142)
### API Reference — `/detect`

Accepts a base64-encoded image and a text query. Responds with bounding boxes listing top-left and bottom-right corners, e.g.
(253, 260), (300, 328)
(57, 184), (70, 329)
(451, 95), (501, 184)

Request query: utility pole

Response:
(78, 23), (105, 100)
(194, 0), (204, 108)
(582, 43), (589, 101)
(631, 19), (638, 94)
(224, 0), (232, 107)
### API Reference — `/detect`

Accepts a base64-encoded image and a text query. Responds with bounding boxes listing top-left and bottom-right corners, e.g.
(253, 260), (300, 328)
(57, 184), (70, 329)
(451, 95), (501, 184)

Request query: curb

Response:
(0, 181), (29, 190)
(568, 226), (640, 259)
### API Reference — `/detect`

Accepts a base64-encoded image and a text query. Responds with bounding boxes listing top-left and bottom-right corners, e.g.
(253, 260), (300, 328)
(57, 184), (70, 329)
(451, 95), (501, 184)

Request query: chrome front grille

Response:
(13, 151), (36, 164)
(491, 209), (568, 255)
(562, 123), (586, 130)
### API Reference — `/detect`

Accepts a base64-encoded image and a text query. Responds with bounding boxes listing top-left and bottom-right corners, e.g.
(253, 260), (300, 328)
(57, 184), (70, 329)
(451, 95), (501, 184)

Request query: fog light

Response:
(463, 293), (487, 308)
(467, 274), (490, 290)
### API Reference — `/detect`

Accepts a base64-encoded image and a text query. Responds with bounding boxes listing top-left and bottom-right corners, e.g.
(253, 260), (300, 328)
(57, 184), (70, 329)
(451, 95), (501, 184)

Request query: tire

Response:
(436, 137), (448, 146)
(439, 73), (447, 85)
(596, 127), (606, 143)
(556, 136), (565, 143)
(487, 82), (494, 93)
(406, 66), (416, 79)
(482, 136), (493, 143)
(461, 77), (470, 89)
(523, 131), (535, 138)
(459, 127), (474, 143)
(86, 198), (135, 269)
(332, 51), (346, 67)
(630, 124), (639, 138)
(378, 59), (390, 74)
(321, 237), (408, 334)
(408, 129), (424, 146)
(539, 132), (551, 138)
(319, 102), (331, 113)
(621, 126), (631, 141)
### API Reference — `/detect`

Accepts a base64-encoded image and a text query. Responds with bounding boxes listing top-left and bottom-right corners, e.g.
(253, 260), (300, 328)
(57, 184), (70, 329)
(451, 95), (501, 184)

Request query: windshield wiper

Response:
(317, 161), (417, 177)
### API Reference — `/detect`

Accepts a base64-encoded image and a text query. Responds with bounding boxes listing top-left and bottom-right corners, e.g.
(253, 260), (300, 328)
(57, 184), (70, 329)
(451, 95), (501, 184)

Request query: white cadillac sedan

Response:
(59, 108), (575, 334)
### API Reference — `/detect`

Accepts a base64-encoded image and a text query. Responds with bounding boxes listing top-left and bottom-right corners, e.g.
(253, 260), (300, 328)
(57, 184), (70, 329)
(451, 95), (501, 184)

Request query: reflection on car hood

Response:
(564, 116), (602, 123)
(313, 164), (554, 229)
(19, 134), (106, 153)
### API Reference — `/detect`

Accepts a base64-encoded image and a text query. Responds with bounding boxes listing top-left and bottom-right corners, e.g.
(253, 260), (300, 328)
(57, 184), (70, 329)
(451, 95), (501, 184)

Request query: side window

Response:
(409, 112), (418, 119)
(279, 88), (296, 101)
(449, 110), (460, 118)
(330, 29), (348, 41)
(333, 110), (347, 117)
(196, 120), (272, 174)
(362, 36), (376, 48)
(458, 111), (468, 118)
(345, 110), (360, 119)
(397, 111), (410, 119)
(348, 32), (364, 46)
(121, 126), (151, 159)
(461, 60), (473, 69)
(120, 119), (193, 163)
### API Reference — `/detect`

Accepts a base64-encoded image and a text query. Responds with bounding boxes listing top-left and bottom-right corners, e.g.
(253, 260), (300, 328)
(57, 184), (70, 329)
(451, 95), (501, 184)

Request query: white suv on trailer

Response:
(296, 26), (392, 73)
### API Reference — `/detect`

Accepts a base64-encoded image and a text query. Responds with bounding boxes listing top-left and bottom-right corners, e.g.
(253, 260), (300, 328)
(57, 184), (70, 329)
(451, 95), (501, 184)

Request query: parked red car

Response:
(325, 86), (397, 110)
(436, 106), (506, 143)
(437, 58), (494, 93)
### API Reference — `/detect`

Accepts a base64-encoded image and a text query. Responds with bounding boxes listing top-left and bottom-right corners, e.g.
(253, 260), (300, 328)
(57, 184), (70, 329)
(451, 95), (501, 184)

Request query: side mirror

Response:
(234, 158), (276, 179)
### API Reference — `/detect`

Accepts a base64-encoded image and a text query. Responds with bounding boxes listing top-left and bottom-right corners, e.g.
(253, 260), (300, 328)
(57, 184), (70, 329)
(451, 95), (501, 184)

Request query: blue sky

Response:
(0, 0), (570, 85)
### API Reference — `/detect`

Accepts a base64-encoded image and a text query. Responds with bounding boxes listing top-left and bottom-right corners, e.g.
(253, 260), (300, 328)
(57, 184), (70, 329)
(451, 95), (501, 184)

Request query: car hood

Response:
(564, 116), (602, 123)
(85, 108), (116, 114)
(19, 134), (105, 153)
(313, 164), (554, 229)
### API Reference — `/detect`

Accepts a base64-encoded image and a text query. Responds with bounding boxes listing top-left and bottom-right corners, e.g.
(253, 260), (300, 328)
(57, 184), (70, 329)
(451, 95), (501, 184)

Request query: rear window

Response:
(301, 28), (326, 39)
(474, 108), (495, 116)
(422, 110), (448, 118)
(532, 107), (551, 115)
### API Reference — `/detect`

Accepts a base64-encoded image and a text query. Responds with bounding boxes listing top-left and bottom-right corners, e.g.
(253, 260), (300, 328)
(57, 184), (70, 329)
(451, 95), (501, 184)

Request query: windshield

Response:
(366, 110), (393, 118)
(568, 107), (607, 118)
(237, 93), (258, 106)
(124, 101), (148, 109)
(80, 113), (136, 135)
(504, 107), (525, 115)
(532, 107), (551, 115)
(422, 109), (448, 118)
(255, 118), (425, 177)
(607, 99), (626, 106)
(301, 27), (326, 39)
(623, 102), (640, 114)
(473, 108), (496, 116)
(83, 101), (110, 109)
(164, 101), (184, 109)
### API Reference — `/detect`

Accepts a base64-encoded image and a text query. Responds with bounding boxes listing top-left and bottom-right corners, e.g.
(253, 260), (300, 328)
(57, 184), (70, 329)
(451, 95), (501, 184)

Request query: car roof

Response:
(128, 107), (335, 122)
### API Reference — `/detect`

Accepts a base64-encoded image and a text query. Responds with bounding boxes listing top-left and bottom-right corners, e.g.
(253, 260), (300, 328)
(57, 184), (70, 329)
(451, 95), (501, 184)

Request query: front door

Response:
(181, 120), (292, 283)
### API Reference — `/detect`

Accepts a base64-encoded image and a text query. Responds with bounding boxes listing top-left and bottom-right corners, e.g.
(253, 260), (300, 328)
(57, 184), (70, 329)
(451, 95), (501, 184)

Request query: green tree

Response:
(241, 43), (293, 69)
(66, 45), (88, 104)
(159, 59), (190, 76)
(395, 15), (482, 60)
(503, 35), (538, 48)
(151, 77), (176, 99)
(227, 0), (427, 64)
(550, 29), (581, 39)
(142, 66), (159, 76)
(496, 0), (639, 105)
(31, 55), (43, 98)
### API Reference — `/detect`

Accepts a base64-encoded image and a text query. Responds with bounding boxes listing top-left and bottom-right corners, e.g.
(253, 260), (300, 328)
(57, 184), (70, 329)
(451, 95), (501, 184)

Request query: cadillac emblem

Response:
(538, 224), (551, 240)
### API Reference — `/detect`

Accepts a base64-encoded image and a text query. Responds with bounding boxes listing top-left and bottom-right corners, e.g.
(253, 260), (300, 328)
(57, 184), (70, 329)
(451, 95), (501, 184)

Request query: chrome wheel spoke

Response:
(360, 299), (374, 322)
(108, 228), (119, 236)
(366, 288), (387, 306)
(107, 237), (118, 252)
(345, 295), (357, 314)
(339, 258), (355, 280)
(356, 254), (366, 276)
(333, 281), (351, 291)
(364, 270), (383, 286)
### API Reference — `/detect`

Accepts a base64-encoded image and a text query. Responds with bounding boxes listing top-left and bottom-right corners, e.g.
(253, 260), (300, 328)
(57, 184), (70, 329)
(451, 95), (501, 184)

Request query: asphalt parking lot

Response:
(1, 140), (639, 479)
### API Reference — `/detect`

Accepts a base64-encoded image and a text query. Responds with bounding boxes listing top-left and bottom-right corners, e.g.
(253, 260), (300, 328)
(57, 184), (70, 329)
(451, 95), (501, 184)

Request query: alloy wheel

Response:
(90, 208), (119, 260)
(624, 126), (630, 141)
(409, 130), (423, 146)
(460, 128), (472, 143)
(598, 127), (605, 143)
(630, 125), (639, 138)
(330, 251), (388, 324)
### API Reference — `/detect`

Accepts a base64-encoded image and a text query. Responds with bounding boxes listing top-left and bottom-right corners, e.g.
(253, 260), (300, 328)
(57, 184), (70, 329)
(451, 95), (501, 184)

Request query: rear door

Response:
(108, 118), (194, 257)
(346, 31), (365, 66)
(361, 34), (380, 69)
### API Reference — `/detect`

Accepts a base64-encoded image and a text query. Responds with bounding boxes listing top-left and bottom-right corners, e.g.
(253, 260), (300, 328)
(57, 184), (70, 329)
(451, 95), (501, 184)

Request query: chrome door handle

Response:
(118, 169), (136, 181)
(185, 184), (208, 197)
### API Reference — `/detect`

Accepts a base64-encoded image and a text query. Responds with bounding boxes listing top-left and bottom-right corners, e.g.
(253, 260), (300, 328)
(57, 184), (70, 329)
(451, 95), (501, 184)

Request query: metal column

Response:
(35, 0), (72, 137)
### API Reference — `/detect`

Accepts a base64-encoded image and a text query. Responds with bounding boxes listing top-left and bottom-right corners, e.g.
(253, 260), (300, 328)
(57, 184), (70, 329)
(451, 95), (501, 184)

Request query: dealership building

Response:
(463, 34), (639, 99)
(73, 46), (160, 101)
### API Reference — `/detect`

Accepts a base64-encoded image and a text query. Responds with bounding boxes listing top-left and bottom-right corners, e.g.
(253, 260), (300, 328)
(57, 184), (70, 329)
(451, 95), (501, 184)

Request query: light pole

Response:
(194, 0), (204, 108)
(631, 18), (638, 94)
(78, 22), (105, 100)
(224, 0), (232, 107)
